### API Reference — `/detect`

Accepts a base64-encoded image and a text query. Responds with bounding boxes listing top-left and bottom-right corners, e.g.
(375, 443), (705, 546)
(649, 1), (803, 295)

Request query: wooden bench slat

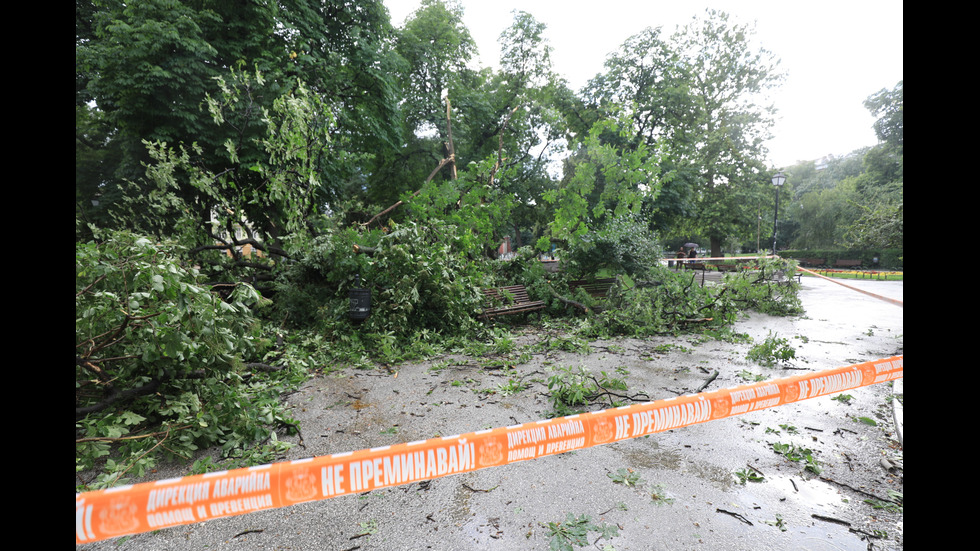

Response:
(568, 278), (617, 299)
(834, 259), (862, 267)
(481, 284), (545, 319)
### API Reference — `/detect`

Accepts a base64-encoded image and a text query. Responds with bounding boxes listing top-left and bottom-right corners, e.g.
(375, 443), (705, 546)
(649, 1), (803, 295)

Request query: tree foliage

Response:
(76, 231), (298, 488)
(110, 68), (357, 294)
(865, 80), (903, 153)
(76, 0), (400, 237)
(668, 10), (783, 256)
(577, 259), (803, 339)
(781, 80), (903, 251)
(541, 110), (669, 253)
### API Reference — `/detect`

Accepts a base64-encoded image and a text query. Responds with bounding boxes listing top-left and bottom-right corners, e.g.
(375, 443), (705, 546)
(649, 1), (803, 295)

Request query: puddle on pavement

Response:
(728, 475), (880, 551)
(449, 479), (473, 524)
(735, 475), (847, 515)
(460, 515), (505, 548)
(617, 444), (736, 491)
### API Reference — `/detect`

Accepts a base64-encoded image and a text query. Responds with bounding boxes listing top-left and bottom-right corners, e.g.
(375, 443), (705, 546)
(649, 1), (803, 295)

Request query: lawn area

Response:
(801, 268), (903, 281)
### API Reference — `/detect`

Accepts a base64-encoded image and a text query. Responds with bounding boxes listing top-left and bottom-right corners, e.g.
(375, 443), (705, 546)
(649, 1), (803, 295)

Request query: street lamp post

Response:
(771, 171), (786, 254)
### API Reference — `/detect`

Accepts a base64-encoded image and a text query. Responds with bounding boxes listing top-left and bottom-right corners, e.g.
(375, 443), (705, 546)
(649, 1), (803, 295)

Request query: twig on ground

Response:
(696, 370), (719, 392)
(716, 508), (753, 525)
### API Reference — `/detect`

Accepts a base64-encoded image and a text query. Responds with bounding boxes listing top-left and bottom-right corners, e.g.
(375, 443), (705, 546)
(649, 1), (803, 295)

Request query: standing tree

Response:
(366, 0), (478, 210)
(368, 6), (567, 256)
(576, 26), (694, 236)
(864, 80), (903, 154)
(668, 10), (783, 257)
(394, 0), (476, 139)
(844, 81), (903, 249)
(486, 10), (567, 249)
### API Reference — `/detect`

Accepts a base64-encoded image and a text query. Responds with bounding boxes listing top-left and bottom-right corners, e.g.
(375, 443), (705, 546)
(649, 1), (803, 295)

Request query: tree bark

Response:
(710, 236), (722, 259)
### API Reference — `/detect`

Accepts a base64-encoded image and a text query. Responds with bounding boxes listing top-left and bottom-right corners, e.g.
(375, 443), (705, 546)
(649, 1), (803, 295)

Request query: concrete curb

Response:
(892, 378), (903, 447)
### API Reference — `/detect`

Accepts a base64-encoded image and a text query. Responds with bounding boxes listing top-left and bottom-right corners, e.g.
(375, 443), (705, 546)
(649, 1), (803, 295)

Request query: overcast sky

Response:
(383, 0), (903, 169)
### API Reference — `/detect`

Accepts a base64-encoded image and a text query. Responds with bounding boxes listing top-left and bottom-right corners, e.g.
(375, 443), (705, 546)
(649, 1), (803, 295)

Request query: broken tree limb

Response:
(362, 99), (459, 228)
(359, 157), (452, 228)
(445, 98), (458, 180)
(555, 294), (591, 313)
(245, 362), (285, 373)
(696, 370), (719, 393)
(811, 514), (851, 527)
(544, 282), (592, 314)
(819, 476), (901, 505)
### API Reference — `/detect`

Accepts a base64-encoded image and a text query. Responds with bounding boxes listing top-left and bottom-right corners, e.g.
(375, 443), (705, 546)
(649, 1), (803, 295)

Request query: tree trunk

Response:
(710, 236), (722, 259)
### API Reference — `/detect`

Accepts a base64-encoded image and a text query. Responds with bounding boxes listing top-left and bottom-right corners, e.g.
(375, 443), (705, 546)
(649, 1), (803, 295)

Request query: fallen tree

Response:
(76, 231), (296, 489)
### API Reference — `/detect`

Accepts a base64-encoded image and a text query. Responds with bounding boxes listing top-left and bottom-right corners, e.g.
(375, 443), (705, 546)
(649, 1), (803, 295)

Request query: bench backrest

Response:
(568, 278), (617, 298)
(483, 285), (532, 304)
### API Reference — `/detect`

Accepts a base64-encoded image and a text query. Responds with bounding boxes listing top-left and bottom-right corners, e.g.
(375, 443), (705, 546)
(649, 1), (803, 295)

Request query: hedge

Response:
(779, 249), (903, 270)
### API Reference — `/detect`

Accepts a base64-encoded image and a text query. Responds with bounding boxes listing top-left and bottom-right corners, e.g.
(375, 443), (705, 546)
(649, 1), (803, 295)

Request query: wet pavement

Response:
(78, 276), (903, 550)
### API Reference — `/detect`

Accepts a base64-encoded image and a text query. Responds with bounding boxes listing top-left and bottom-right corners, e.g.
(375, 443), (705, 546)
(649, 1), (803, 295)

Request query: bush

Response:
(76, 231), (297, 489)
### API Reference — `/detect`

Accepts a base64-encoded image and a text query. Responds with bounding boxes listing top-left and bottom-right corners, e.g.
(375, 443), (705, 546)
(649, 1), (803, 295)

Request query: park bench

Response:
(677, 263), (710, 287)
(797, 258), (826, 267)
(480, 285), (545, 319)
(834, 259), (862, 268)
(568, 278), (617, 299)
(710, 263), (739, 273)
(773, 269), (803, 285)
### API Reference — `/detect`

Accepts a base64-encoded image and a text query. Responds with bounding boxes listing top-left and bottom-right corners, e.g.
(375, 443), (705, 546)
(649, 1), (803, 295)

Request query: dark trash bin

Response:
(349, 275), (371, 322)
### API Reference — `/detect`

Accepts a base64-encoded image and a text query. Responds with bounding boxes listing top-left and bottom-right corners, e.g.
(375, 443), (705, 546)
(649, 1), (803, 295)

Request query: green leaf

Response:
(151, 274), (165, 292)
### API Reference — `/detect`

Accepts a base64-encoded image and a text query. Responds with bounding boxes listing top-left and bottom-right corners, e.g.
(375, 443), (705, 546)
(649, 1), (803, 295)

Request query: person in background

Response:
(687, 247), (697, 265)
(675, 246), (687, 269)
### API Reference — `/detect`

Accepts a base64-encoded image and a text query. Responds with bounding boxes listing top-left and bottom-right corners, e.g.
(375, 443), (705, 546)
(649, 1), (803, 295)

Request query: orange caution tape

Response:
(76, 356), (903, 544)
(796, 266), (903, 307)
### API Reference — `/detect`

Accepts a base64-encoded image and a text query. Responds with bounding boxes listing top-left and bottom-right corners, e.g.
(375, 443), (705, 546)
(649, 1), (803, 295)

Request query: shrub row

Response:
(779, 249), (903, 270)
